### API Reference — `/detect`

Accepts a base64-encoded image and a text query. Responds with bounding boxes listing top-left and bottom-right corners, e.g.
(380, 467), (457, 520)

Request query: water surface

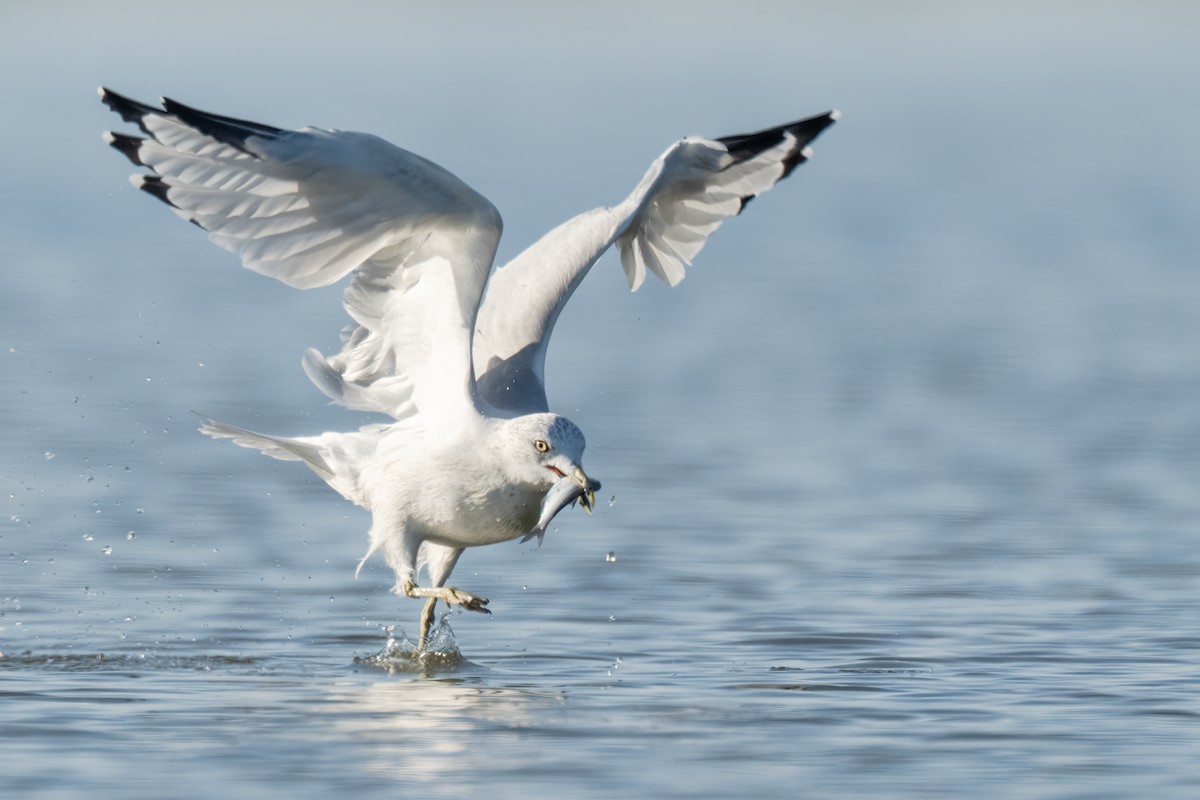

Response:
(2, 3), (1199, 798)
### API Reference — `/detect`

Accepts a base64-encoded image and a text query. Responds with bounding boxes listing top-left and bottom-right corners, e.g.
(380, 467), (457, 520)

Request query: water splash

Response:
(354, 618), (469, 675)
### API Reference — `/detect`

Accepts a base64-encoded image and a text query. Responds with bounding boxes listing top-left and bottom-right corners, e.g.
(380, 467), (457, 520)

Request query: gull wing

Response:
(472, 111), (837, 414)
(100, 88), (502, 423)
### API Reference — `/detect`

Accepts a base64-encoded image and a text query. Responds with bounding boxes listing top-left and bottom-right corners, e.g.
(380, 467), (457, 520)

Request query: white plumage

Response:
(100, 87), (837, 650)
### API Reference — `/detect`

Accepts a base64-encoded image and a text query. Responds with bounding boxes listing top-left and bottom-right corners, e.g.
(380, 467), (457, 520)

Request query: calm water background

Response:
(2, 2), (1199, 797)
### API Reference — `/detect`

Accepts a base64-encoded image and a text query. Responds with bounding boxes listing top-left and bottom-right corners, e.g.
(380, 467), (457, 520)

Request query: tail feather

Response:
(196, 413), (384, 508)
(195, 413), (336, 481)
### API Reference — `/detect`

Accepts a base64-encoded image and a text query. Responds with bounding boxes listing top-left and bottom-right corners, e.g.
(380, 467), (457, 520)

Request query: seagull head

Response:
(504, 413), (598, 511)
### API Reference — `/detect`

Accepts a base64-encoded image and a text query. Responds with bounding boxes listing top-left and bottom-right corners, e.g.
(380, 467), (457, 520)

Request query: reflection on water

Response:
(323, 669), (568, 787)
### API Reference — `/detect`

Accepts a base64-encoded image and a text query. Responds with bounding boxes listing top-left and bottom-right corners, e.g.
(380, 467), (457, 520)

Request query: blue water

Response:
(3, 3), (1199, 798)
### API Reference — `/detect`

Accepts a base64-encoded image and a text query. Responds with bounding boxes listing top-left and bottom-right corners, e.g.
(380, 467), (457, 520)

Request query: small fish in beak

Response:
(572, 465), (597, 513)
(521, 467), (600, 546)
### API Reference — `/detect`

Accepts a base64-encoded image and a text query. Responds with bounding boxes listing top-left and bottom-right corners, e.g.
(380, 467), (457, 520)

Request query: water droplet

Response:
(605, 551), (617, 563)
(608, 495), (616, 507)
(82, 533), (94, 542)
(608, 614), (616, 622)
(126, 531), (136, 540)
(101, 546), (112, 556)
(43, 451), (55, 460)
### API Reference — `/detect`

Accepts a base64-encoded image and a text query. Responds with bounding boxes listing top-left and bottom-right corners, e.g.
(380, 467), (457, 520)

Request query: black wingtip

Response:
(136, 174), (174, 206)
(718, 110), (838, 211)
(717, 110), (838, 165)
(101, 87), (284, 157)
(160, 96), (283, 155)
(791, 109), (839, 143)
(779, 146), (813, 180)
(98, 86), (161, 134)
(102, 131), (146, 166)
(138, 174), (204, 228)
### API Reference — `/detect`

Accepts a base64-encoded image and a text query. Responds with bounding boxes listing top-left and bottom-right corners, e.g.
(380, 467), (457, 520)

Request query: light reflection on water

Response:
(3, 2), (1200, 798)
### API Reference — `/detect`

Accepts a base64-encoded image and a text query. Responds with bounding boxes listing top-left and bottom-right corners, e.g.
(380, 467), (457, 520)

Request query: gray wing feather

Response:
(101, 88), (502, 422)
(473, 111), (838, 414)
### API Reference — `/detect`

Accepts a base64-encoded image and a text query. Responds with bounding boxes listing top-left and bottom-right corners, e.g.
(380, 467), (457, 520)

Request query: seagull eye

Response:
(534, 439), (550, 453)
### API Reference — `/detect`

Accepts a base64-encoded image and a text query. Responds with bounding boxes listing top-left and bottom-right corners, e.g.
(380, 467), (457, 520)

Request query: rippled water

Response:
(3, 3), (1200, 798)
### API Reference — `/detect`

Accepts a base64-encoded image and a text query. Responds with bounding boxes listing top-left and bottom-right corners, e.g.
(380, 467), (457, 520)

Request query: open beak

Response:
(570, 465), (599, 513)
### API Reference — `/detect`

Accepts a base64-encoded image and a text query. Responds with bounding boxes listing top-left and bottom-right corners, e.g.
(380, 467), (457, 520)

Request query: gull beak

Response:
(571, 465), (599, 513)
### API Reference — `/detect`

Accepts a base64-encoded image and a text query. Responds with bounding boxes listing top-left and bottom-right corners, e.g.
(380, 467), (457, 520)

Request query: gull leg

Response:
(402, 579), (490, 650)
(418, 597), (438, 651)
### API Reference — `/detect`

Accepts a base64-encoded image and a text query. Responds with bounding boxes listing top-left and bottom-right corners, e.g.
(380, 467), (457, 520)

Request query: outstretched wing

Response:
(100, 88), (502, 422)
(472, 111), (837, 414)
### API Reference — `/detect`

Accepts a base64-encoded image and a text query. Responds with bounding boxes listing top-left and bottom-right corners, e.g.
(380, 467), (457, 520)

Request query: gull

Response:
(99, 87), (837, 650)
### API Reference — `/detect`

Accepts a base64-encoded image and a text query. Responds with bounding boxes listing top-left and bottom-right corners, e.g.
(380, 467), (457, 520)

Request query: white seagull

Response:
(99, 87), (837, 650)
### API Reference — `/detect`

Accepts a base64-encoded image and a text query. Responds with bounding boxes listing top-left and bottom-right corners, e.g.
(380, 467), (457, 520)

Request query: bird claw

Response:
(446, 587), (490, 614)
